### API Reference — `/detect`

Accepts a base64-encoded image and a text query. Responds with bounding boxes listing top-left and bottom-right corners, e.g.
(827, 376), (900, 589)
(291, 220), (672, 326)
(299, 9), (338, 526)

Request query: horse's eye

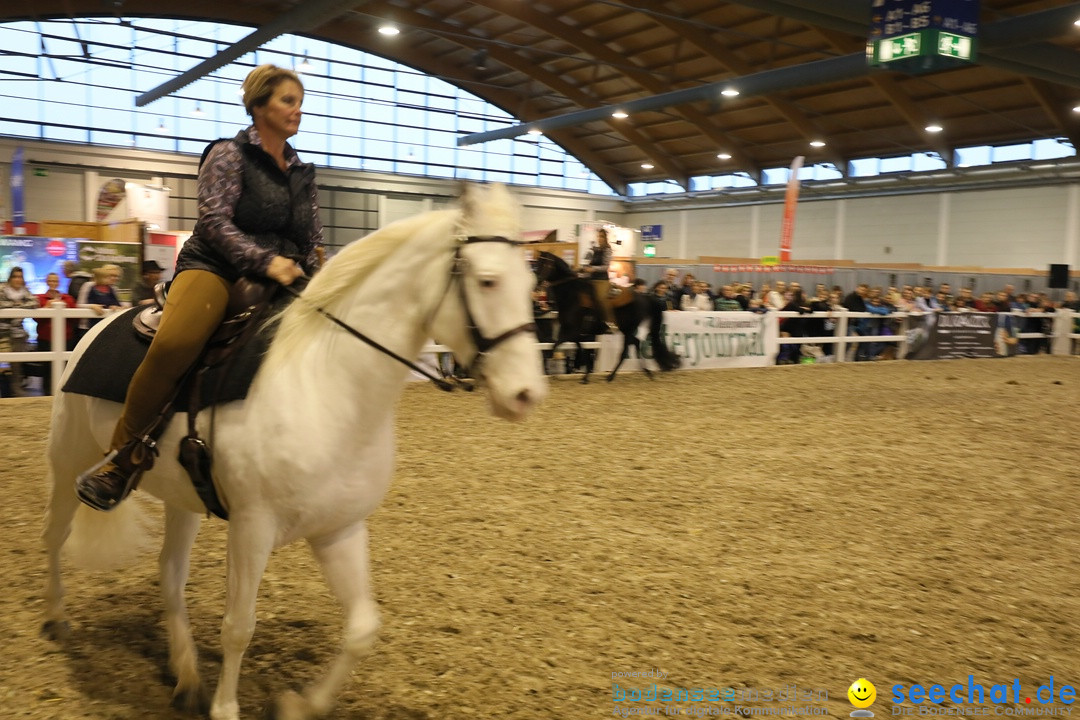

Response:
(479, 278), (498, 290)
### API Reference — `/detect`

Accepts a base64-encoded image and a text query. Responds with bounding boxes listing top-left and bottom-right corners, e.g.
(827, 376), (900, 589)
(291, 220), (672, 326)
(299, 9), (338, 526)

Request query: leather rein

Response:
(282, 234), (536, 392)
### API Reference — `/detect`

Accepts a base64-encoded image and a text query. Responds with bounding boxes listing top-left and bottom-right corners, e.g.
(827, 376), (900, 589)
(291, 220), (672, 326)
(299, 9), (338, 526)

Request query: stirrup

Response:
(75, 439), (157, 512)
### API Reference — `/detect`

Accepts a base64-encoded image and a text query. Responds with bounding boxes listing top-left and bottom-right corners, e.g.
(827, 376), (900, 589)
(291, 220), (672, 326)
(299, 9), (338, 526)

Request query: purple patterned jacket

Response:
(176, 126), (323, 282)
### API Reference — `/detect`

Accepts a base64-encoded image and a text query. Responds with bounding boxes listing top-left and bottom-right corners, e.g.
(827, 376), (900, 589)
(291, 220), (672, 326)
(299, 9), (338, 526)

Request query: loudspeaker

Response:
(1048, 264), (1070, 289)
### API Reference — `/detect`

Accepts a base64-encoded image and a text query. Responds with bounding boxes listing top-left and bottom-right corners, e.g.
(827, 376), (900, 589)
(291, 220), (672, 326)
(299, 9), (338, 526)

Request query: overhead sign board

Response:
(640, 224), (662, 242)
(868, 0), (979, 73)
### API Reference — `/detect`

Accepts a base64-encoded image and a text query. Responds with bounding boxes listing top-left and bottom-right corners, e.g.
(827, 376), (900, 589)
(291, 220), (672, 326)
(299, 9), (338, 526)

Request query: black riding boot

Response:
(75, 438), (158, 512)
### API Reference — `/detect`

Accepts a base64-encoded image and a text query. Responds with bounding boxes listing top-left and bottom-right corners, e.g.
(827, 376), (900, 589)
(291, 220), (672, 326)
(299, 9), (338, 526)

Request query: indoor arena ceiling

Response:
(9, 1), (1080, 194)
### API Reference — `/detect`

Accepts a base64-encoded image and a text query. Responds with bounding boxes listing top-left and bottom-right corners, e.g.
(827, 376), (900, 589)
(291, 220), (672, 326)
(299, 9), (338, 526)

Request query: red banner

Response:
(779, 156), (804, 263)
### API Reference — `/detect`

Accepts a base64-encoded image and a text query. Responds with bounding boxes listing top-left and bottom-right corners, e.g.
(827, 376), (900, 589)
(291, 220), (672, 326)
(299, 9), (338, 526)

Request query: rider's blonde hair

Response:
(241, 64), (303, 116)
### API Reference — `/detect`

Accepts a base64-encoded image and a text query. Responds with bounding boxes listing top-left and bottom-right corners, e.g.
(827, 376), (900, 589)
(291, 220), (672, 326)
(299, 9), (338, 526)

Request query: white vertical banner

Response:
(125, 182), (170, 231)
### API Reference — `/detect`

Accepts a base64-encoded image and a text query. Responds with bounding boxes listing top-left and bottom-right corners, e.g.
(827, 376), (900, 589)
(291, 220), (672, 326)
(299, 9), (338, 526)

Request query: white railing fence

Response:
(1, 307), (1077, 395)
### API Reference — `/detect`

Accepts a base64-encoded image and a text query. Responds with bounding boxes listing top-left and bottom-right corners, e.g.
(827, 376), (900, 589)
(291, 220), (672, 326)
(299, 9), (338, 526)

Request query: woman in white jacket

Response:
(680, 280), (714, 311)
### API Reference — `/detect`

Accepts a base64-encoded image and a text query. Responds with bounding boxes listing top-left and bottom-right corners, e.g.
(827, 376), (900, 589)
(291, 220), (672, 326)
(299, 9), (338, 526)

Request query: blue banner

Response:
(11, 147), (24, 230)
(641, 224), (662, 242)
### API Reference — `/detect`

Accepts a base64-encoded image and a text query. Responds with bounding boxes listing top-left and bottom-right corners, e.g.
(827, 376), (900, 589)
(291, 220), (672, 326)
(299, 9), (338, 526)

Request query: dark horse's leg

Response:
(549, 338), (571, 375)
(578, 340), (593, 384)
(633, 336), (654, 380)
(606, 333), (631, 382)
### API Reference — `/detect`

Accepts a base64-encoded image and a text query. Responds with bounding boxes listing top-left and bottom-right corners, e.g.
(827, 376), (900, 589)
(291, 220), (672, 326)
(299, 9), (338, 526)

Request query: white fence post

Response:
(897, 313), (910, 359)
(835, 312), (849, 363)
(50, 301), (68, 395)
(1052, 310), (1074, 356)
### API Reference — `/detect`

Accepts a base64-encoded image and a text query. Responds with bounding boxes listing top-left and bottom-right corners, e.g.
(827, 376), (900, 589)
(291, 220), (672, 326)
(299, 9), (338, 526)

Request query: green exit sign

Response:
(643, 243), (656, 257)
(874, 32), (922, 63)
(870, 29), (977, 73)
(937, 31), (973, 60)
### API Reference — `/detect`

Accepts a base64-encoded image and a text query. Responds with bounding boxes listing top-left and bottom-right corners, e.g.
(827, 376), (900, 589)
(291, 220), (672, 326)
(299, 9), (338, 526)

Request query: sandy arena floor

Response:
(0, 356), (1077, 719)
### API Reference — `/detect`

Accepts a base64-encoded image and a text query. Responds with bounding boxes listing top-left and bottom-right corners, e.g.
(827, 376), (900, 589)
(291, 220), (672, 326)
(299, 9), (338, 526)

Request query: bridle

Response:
(451, 235), (537, 374)
(283, 234), (536, 392)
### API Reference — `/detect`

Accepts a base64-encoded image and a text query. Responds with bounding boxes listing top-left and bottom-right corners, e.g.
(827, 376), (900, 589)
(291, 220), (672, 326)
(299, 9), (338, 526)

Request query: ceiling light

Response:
(154, 118), (168, 134)
(526, 128), (543, 136)
(1073, 105), (1080, 113)
(641, 163), (654, 169)
(612, 110), (628, 119)
(296, 51), (312, 73)
(1075, 18), (1080, 26)
(190, 103), (205, 117)
(717, 152), (732, 160)
(721, 88), (740, 97)
(925, 124), (943, 133)
(378, 24), (400, 36)
(809, 140), (826, 148)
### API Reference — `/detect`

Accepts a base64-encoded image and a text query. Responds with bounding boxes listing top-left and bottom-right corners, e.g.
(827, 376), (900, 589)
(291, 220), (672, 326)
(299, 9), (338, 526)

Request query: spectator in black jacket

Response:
(842, 283), (872, 361)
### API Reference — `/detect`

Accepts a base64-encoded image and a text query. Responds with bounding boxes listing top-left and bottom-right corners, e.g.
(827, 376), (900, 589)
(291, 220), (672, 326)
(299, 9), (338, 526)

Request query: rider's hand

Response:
(266, 256), (303, 286)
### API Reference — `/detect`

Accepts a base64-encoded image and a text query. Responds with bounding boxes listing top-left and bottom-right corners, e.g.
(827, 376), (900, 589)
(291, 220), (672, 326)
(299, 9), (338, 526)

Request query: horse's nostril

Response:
(516, 389), (532, 407)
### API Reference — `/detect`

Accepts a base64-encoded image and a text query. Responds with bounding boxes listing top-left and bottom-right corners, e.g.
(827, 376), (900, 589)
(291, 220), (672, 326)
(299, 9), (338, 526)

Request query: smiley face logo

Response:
(848, 678), (876, 708)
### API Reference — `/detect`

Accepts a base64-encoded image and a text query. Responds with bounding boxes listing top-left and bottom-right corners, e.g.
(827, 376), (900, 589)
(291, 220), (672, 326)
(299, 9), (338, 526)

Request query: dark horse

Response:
(534, 251), (680, 383)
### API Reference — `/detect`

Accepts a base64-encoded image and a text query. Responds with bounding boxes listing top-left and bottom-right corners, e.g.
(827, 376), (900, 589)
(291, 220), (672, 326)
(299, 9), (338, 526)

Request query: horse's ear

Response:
(458, 181), (481, 219)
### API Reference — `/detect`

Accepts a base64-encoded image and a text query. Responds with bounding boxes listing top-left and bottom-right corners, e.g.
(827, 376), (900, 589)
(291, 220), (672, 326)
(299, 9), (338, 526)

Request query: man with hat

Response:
(132, 259), (165, 306)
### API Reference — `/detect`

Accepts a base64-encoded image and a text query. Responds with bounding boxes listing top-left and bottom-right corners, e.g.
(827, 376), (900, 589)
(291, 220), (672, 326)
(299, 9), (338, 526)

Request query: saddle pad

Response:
(62, 305), (278, 412)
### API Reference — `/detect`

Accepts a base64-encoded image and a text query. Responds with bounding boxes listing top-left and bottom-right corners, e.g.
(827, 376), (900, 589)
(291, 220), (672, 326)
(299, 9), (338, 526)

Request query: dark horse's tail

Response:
(643, 297), (681, 372)
(612, 292), (681, 373)
(650, 335), (682, 371)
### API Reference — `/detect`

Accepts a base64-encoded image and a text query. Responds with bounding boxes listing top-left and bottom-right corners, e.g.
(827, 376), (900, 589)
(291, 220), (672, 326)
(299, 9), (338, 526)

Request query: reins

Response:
(280, 233), (536, 393)
(280, 282), (458, 391)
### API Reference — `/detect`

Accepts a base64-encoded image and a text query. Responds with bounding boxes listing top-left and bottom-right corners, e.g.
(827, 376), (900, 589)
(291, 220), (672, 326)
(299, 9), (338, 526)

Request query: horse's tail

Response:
(64, 496), (155, 571)
(654, 342), (682, 372)
(46, 383), (156, 573)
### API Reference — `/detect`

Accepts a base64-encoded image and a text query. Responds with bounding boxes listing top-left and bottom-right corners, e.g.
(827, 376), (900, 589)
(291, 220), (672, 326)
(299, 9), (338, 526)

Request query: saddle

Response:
(129, 278), (282, 520)
(609, 286), (636, 309)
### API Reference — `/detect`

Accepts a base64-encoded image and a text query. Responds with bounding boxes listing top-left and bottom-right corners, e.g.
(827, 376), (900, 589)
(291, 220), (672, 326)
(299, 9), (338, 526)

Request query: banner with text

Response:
(905, 311), (1004, 360)
(647, 311), (779, 369)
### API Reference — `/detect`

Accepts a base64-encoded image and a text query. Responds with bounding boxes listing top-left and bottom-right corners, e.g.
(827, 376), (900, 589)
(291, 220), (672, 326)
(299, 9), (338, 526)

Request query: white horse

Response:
(41, 183), (547, 720)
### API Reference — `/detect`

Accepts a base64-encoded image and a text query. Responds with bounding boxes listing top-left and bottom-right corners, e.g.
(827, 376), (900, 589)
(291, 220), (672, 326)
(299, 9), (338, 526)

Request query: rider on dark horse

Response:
(584, 228), (614, 327)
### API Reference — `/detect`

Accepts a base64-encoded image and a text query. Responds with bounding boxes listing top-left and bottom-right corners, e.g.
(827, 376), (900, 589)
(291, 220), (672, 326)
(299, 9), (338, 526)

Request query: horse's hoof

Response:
(580, 377), (589, 384)
(41, 619), (70, 641)
(171, 684), (211, 715)
(263, 690), (311, 720)
(606, 374), (615, 382)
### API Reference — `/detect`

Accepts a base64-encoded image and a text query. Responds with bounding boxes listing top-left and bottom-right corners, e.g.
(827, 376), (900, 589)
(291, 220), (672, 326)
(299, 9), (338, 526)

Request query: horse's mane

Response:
(539, 251), (574, 279)
(269, 183), (521, 361)
(272, 208), (458, 344)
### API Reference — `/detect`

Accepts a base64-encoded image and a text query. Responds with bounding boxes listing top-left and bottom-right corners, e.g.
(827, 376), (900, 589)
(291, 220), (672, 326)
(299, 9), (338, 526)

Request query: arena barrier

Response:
(1, 306), (1077, 394)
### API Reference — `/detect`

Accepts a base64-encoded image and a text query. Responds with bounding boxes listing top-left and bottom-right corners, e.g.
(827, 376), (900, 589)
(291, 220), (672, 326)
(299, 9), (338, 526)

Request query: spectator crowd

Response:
(531, 265), (1080, 366)
(3, 262), (1079, 396)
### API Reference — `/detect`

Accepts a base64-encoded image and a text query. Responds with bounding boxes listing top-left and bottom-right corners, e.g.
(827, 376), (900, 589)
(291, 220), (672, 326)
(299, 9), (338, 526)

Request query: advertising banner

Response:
(0, 236), (78, 293)
(95, 178), (126, 222)
(906, 311), (1002, 360)
(644, 311), (779, 369)
(75, 241), (141, 301)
